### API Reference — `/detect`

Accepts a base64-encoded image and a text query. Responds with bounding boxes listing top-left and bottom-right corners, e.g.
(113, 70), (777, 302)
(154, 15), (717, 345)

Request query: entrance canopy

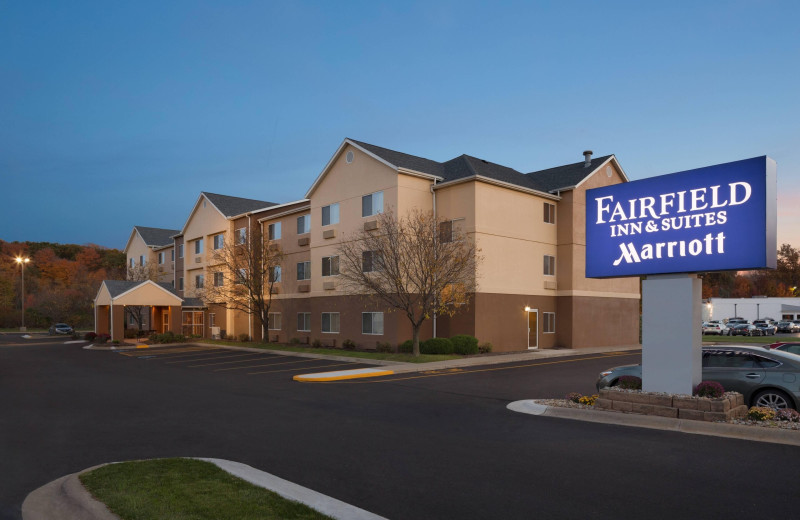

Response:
(95, 280), (183, 307)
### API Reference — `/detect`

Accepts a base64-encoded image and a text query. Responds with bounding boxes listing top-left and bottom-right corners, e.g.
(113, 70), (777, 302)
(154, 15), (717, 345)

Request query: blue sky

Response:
(1, 1), (798, 249)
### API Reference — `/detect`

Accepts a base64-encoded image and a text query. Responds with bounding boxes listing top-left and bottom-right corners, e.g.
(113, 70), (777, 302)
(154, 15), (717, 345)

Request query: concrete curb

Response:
(293, 368), (395, 382)
(507, 400), (800, 446)
(21, 458), (387, 520)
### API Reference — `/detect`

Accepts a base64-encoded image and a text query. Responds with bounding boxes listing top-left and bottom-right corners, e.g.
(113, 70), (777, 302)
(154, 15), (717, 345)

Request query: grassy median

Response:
(702, 334), (777, 344)
(198, 338), (463, 363)
(80, 458), (332, 520)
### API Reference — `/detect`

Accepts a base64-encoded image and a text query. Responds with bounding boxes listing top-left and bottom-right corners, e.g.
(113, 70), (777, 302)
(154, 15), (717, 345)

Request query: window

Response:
(235, 228), (247, 245)
(268, 313), (282, 330)
(179, 277), (184, 290)
(270, 265), (282, 283)
(439, 218), (465, 243)
(543, 255), (555, 276)
(362, 250), (382, 272)
(182, 311), (204, 337)
(178, 244), (184, 258)
(236, 268), (247, 284)
(297, 261), (311, 281)
(544, 203), (556, 224)
(195, 274), (204, 289)
(171, 280), (174, 288)
(128, 312), (135, 326)
(268, 222), (281, 240)
(140, 255), (145, 266)
(171, 249), (175, 261)
(543, 312), (555, 333)
(158, 252), (164, 264)
(194, 239), (203, 255)
(209, 313), (215, 327)
(703, 351), (758, 368)
(213, 272), (224, 286)
(129, 258), (134, 268)
(297, 215), (310, 235)
(362, 312), (384, 335)
(362, 191), (383, 217)
(213, 234), (224, 250)
(322, 203), (339, 226)
(321, 312), (340, 333)
(297, 313), (311, 332)
(322, 255), (339, 277)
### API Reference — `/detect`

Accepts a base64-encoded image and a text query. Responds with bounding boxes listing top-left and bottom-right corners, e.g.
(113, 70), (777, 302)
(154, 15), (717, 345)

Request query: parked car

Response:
(727, 323), (761, 336)
(753, 320), (777, 336)
(776, 321), (795, 333)
(792, 321), (800, 332)
(702, 323), (726, 335)
(772, 343), (800, 356)
(595, 346), (800, 409)
(48, 323), (73, 335)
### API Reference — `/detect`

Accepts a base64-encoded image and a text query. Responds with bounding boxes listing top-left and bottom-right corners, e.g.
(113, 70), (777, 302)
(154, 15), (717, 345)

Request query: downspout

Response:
(431, 179), (438, 338)
(110, 300), (114, 341)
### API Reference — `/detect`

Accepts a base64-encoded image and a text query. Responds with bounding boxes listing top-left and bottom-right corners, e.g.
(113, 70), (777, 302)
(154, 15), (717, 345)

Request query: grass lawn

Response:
(702, 334), (777, 344)
(80, 458), (332, 520)
(0, 328), (48, 333)
(198, 338), (464, 363)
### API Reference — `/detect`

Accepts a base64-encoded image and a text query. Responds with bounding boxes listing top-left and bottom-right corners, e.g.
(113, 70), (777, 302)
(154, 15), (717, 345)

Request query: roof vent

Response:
(583, 150), (593, 168)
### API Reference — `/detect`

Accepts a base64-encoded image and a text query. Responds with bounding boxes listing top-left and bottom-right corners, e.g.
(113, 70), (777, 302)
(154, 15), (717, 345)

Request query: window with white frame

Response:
(213, 233), (224, 250)
(268, 222), (281, 240)
(194, 239), (203, 255)
(297, 261), (311, 281)
(179, 277), (184, 290)
(543, 255), (555, 276)
(544, 203), (556, 224)
(195, 274), (204, 289)
(362, 191), (383, 217)
(213, 272), (224, 286)
(140, 255), (145, 266)
(158, 252), (164, 264)
(362, 250), (382, 272)
(268, 312), (282, 330)
(322, 255), (339, 277)
(128, 312), (135, 326)
(235, 228), (247, 245)
(322, 203), (339, 226)
(321, 312), (340, 333)
(297, 312), (311, 332)
(129, 258), (134, 268)
(270, 265), (282, 283)
(543, 312), (556, 333)
(178, 244), (184, 258)
(297, 215), (310, 235)
(362, 312), (384, 335)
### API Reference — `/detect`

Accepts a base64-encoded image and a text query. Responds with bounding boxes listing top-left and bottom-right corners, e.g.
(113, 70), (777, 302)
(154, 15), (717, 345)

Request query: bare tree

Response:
(337, 209), (480, 356)
(199, 225), (283, 341)
(125, 262), (159, 335)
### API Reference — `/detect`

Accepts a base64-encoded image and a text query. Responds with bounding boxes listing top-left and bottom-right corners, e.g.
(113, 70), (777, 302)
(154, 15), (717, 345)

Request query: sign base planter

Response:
(596, 388), (747, 422)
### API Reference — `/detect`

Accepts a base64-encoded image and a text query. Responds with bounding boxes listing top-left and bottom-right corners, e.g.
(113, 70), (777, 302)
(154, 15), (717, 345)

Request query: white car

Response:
(702, 322), (726, 335)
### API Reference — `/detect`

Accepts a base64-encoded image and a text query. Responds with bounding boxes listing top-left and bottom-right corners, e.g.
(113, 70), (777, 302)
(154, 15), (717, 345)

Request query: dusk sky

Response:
(2, 1), (798, 250)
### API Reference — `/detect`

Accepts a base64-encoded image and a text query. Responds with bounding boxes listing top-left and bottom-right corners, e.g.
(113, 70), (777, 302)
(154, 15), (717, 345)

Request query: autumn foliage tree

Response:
(199, 226), (283, 341)
(337, 210), (480, 356)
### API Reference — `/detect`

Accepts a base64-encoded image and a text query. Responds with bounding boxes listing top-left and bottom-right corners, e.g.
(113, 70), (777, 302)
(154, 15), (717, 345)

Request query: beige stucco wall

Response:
(182, 195), (231, 297)
(125, 232), (156, 273)
(95, 284), (113, 306)
(113, 282), (182, 306)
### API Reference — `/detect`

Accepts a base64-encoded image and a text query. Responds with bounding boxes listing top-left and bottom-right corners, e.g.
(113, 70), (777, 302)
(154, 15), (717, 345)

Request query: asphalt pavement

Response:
(2, 340), (799, 520)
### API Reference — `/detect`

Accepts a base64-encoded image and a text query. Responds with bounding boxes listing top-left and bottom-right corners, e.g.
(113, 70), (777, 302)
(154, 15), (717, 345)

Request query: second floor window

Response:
(195, 239), (203, 255)
(362, 250), (382, 272)
(213, 234), (224, 250)
(195, 274), (204, 289)
(129, 258), (134, 268)
(158, 252), (165, 264)
(236, 268), (247, 285)
(171, 249), (175, 261)
(268, 222), (281, 240)
(213, 272), (224, 286)
(236, 228), (247, 245)
(362, 191), (383, 217)
(297, 215), (310, 235)
(179, 277), (184, 290)
(297, 261), (311, 281)
(544, 203), (556, 224)
(178, 244), (184, 258)
(270, 266), (282, 283)
(322, 203), (339, 226)
(322, 255), (339, 277)
(543, 255), (555, 276)
(140, 255), (145, 266)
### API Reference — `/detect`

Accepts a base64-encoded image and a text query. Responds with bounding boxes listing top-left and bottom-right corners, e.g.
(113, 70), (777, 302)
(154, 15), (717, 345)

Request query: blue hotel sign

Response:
(586, 156), (777, 278)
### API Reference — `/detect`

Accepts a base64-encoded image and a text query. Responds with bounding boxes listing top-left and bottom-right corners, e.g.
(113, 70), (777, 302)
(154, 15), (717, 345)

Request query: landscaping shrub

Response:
(616, 375), (642, 390)
(238, 333), (250, 342)
(450, 335), (479, 355)
(421, 337), (454, 355)
(342, 339), (356, 350)
(95, 333), (110, 344)
(775, 409), (800, 422)
(478, 342), (493, 354)
(578, 394), (599, 406)
(398, 340), (414, 353)
(376, 341), (394, 353)
(566, 392), (582, 403)
(311, 339), (322, 348)
(747, 406), (776, 421)
(112, 340), (120, 345)
(84, 332), (97, 342)
(694, 381), (725, 399)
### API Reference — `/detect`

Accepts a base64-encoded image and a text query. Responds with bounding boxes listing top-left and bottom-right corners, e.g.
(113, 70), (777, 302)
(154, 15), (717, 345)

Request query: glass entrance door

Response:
(527, 309), (538, 349)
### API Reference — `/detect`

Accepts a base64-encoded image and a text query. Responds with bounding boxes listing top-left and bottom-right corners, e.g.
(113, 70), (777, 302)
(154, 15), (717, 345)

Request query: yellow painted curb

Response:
(135, 344), (149, 349)
(293, 370), (394, 382)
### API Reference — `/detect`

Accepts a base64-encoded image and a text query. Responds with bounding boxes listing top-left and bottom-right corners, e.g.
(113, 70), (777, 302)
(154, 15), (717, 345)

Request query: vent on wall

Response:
(195, 257), (202, 263)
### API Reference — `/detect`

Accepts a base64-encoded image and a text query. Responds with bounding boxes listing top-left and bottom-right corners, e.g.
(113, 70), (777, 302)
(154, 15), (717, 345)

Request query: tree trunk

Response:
(412, 324), (420, 357)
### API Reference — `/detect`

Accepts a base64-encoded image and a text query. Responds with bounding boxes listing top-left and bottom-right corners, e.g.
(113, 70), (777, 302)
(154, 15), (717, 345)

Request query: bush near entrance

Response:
(421, 337), (454, 355)
(450, 335), (479, 355)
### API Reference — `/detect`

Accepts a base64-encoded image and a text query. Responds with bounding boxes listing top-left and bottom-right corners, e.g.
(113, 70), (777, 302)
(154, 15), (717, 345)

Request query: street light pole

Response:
(15, 256), (30, 332)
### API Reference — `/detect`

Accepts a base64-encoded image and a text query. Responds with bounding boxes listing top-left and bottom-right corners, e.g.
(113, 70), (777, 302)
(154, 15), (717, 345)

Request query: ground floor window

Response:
(362, 312), (384, 335)
(209, 313), (216, 328)
(182, 311), (204, 337)
(268, 312), (282, 330)
(543, 312), (555, 333)
(321, 312), (340, 333)
(297, 312), (311, 332)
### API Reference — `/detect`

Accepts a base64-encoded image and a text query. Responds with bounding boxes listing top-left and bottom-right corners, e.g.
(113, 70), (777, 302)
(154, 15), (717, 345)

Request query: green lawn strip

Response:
(197, 339), (462, 363)
(702, 334), (776, 344)
(0, 328), (48, 333)
(79, 458), (332, 520)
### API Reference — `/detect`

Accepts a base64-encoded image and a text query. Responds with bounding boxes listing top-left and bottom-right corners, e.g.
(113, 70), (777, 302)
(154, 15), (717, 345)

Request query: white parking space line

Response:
(169, 352), (277, 365)
(213, 357), (335, 372)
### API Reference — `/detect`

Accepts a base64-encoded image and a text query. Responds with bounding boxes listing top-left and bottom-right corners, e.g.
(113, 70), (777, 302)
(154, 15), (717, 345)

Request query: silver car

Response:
(596, 346), (800, 409)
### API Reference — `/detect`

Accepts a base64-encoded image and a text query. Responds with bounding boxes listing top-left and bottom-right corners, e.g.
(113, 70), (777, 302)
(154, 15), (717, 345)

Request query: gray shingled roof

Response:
(135, 226), (180, 247)
(203, 192), (277, 218)
(103, 280), (181, 299)
(181, 297), (206, 308)
(350, 139), (614, 193)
